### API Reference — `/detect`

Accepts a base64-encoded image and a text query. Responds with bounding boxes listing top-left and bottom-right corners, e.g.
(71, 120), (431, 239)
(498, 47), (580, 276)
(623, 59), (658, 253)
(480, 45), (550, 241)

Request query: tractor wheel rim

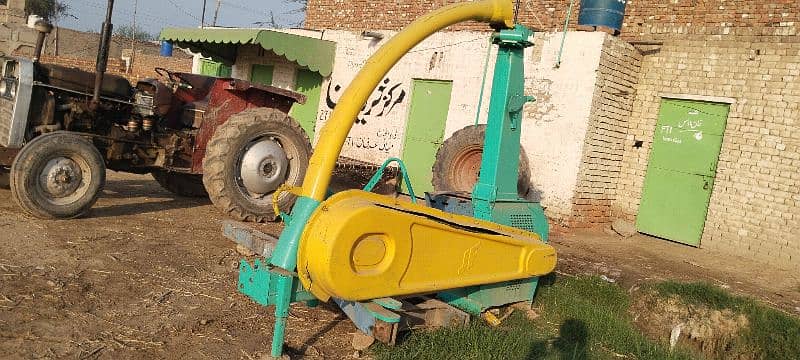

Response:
(38, 156), (91, 204)
(451, 146), (482, 192)
(238, 138), (289, 195)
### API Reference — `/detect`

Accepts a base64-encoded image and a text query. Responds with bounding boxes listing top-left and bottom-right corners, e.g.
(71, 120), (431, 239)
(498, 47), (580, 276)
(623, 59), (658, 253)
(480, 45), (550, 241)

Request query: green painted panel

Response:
(199, 59), (231, 77)
(637, 98), (729, 246)
(650, 99), (730, 176)
(251, 64), (274, 86)
(401, 80), (453, 195)
(218, 63), (232, 77)
(291, 69), (322, 139)
(636, 168), (715, 246)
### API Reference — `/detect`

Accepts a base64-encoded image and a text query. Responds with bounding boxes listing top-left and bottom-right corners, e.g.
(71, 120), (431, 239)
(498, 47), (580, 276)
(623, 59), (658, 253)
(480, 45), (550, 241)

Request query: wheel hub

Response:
(39, 157), (83, 198)
(452, 147), (483, 192)
(240, 139), (289, 195)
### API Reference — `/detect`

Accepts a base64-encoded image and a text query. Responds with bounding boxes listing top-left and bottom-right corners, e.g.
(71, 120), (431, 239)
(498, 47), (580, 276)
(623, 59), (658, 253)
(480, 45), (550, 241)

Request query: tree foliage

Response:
(25, 0), (72, 23)
(113, 24), (155, 42)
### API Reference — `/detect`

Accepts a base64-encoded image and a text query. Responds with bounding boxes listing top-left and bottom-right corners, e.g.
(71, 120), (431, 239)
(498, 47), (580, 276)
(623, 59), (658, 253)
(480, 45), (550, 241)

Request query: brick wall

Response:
(614, 35), (800, 269)
(0, 0), (25, 24)
(47, 28), (191, 61)
(570, 35), (641, 226)
(39, 53), (192, 83)
(306, 0), (799, 39)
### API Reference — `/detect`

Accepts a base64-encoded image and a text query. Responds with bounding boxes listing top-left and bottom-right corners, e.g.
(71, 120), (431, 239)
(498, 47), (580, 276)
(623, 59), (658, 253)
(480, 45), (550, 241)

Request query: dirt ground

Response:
(0, 172), (798, 359)
(554, 228), (800, 314)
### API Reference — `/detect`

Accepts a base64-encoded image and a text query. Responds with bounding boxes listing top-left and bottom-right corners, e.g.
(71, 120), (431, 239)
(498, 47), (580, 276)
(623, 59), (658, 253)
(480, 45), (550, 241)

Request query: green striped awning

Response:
(159, 28), (335, 77)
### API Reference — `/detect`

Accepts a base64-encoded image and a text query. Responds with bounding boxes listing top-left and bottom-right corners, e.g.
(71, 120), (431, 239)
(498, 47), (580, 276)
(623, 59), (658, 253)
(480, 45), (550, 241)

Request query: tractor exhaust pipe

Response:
(31, 20), (53, 63)
(93, 0), (115, 104)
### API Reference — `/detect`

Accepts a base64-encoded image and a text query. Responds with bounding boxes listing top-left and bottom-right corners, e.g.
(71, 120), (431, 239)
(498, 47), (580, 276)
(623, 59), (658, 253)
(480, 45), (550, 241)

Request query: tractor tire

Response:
(203, 108), (312, 222)
(10, 132), (105, 219)
(151, 170), (208, 197)
(432, 124), (532, 197)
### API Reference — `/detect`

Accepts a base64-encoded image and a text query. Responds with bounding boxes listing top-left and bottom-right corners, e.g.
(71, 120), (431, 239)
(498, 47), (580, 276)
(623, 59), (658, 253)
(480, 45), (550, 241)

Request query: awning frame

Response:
(159, 28), (336, 77)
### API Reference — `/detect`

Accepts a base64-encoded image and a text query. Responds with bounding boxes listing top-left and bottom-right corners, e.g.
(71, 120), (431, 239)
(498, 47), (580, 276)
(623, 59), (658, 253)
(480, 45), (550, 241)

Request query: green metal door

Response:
(636, 98), (730, 246)
(199, 59), (231, 77)
(251, 64), (274, 85)
(291, 69), (322, 139)
(401, 79), (453, 195)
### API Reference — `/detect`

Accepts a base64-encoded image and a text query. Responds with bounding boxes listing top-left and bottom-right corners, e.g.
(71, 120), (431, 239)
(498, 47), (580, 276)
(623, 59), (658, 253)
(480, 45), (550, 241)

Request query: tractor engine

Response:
(130, 79), (178, 132)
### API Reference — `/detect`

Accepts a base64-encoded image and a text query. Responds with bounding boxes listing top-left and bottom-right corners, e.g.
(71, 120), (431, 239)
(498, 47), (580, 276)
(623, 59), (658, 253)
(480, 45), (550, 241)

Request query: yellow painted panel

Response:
(297, 190), (556, 301)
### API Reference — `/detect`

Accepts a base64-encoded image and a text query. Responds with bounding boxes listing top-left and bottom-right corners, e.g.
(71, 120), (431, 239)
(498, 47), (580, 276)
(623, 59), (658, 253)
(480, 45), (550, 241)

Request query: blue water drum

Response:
(578, 0), (628, 32)
(159, 41), (174, 57)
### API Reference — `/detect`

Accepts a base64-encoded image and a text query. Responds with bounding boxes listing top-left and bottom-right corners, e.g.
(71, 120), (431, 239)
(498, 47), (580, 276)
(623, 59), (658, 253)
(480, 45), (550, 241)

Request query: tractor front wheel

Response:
(202, 108), (312, 222)
(10, 132), (106, 219)
(151, 170), (208, 197)
(432, 124), (532, 197)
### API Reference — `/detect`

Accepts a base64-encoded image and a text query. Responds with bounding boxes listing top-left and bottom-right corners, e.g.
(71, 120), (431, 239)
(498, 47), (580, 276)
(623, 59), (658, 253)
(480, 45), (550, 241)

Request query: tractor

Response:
(0, 3), (311, 221)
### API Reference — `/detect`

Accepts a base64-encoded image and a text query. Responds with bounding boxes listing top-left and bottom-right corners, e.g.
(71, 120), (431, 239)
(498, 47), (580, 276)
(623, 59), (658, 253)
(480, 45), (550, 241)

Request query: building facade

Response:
(302, 0), (799, 269)
(172, 1), (798, 269)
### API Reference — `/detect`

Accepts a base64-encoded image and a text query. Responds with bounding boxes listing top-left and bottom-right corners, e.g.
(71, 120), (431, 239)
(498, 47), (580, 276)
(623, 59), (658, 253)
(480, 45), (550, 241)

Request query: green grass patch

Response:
(373, 276), (693, 360)
(653, 281), (800, 359)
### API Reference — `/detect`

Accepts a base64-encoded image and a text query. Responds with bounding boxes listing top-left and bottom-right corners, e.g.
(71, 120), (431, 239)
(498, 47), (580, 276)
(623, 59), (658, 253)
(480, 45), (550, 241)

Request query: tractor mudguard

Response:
(297, 190), (557, 302)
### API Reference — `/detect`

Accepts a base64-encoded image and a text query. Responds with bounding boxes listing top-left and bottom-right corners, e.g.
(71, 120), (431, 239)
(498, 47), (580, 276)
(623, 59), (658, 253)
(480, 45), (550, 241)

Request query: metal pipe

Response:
(93, 0), (115, 104)
(32, 21), (53, 63)
(474, 36), (494, 126)
(201, 0), (207, 28)
(555, 0), (575, 68)
(298, 0), (514, 201)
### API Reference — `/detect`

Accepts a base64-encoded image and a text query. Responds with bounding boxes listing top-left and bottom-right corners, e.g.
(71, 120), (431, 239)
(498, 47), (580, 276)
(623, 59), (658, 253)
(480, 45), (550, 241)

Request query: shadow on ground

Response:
(92, 177), (211, 218)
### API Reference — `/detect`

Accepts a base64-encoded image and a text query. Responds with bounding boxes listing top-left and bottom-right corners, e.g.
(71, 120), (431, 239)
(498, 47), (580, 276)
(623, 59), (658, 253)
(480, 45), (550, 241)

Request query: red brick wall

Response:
(306, 0), (799, 39)
(39, 54), (192, 84)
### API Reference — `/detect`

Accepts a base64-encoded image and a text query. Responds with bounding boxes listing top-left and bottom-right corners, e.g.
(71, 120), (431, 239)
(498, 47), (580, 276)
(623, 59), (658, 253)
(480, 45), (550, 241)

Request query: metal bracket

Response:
(363, 157), (417, 202)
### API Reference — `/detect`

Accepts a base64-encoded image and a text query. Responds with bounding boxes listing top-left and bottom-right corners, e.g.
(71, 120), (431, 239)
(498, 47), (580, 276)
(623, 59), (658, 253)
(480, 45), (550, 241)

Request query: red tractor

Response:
(0, 16), (311, 221)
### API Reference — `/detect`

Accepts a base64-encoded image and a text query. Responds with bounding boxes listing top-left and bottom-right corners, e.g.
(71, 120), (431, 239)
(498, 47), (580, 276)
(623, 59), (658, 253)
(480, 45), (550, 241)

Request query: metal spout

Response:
(32, 20), (53, 63)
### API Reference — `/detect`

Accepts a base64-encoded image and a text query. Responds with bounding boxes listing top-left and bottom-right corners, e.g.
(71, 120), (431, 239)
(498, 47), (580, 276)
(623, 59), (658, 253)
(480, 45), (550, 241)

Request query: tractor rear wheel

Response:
(10, 132), (105, 219)
(432, 124), (532, 197)
(151, 170), (208, 197)
(202, 108), (312, 222)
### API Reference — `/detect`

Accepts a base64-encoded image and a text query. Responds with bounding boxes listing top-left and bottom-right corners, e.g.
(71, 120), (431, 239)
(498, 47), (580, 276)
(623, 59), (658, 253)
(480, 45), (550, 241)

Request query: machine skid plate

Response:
(297, 190), (557, 302)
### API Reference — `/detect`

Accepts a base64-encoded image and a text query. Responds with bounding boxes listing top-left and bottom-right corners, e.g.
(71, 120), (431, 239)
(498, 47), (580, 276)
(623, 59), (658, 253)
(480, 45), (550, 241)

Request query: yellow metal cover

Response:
(297, 190), (556, 302)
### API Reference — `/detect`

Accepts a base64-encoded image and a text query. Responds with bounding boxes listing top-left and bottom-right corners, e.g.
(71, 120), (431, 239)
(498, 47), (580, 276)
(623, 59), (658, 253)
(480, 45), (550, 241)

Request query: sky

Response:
(57, 0), (305, 34)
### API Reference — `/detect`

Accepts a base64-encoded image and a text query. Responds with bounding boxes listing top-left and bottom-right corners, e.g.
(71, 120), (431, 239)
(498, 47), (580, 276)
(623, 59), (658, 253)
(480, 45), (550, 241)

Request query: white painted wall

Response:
(312, 30), (604, 219)
(186, 29), (605, 220)
(522, 32), (605, 218)
(312, 30), (495, 165)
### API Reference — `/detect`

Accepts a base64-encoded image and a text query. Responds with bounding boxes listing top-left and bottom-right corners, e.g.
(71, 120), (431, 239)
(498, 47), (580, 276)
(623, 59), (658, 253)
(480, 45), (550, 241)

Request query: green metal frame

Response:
(363, 157), (417, 202)
(472, 25), (535, 216)
(440, 25), (549, 315)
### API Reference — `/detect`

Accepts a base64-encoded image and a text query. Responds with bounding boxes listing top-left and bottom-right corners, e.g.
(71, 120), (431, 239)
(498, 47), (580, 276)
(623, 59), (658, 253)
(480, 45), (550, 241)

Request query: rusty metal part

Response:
(0, 146), (19, 166)
(222, 79), (306, 104)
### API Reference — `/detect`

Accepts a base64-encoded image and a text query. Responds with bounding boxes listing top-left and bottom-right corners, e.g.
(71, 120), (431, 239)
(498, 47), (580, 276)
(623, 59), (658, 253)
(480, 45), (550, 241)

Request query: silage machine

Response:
(223, 0), (557, 357)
